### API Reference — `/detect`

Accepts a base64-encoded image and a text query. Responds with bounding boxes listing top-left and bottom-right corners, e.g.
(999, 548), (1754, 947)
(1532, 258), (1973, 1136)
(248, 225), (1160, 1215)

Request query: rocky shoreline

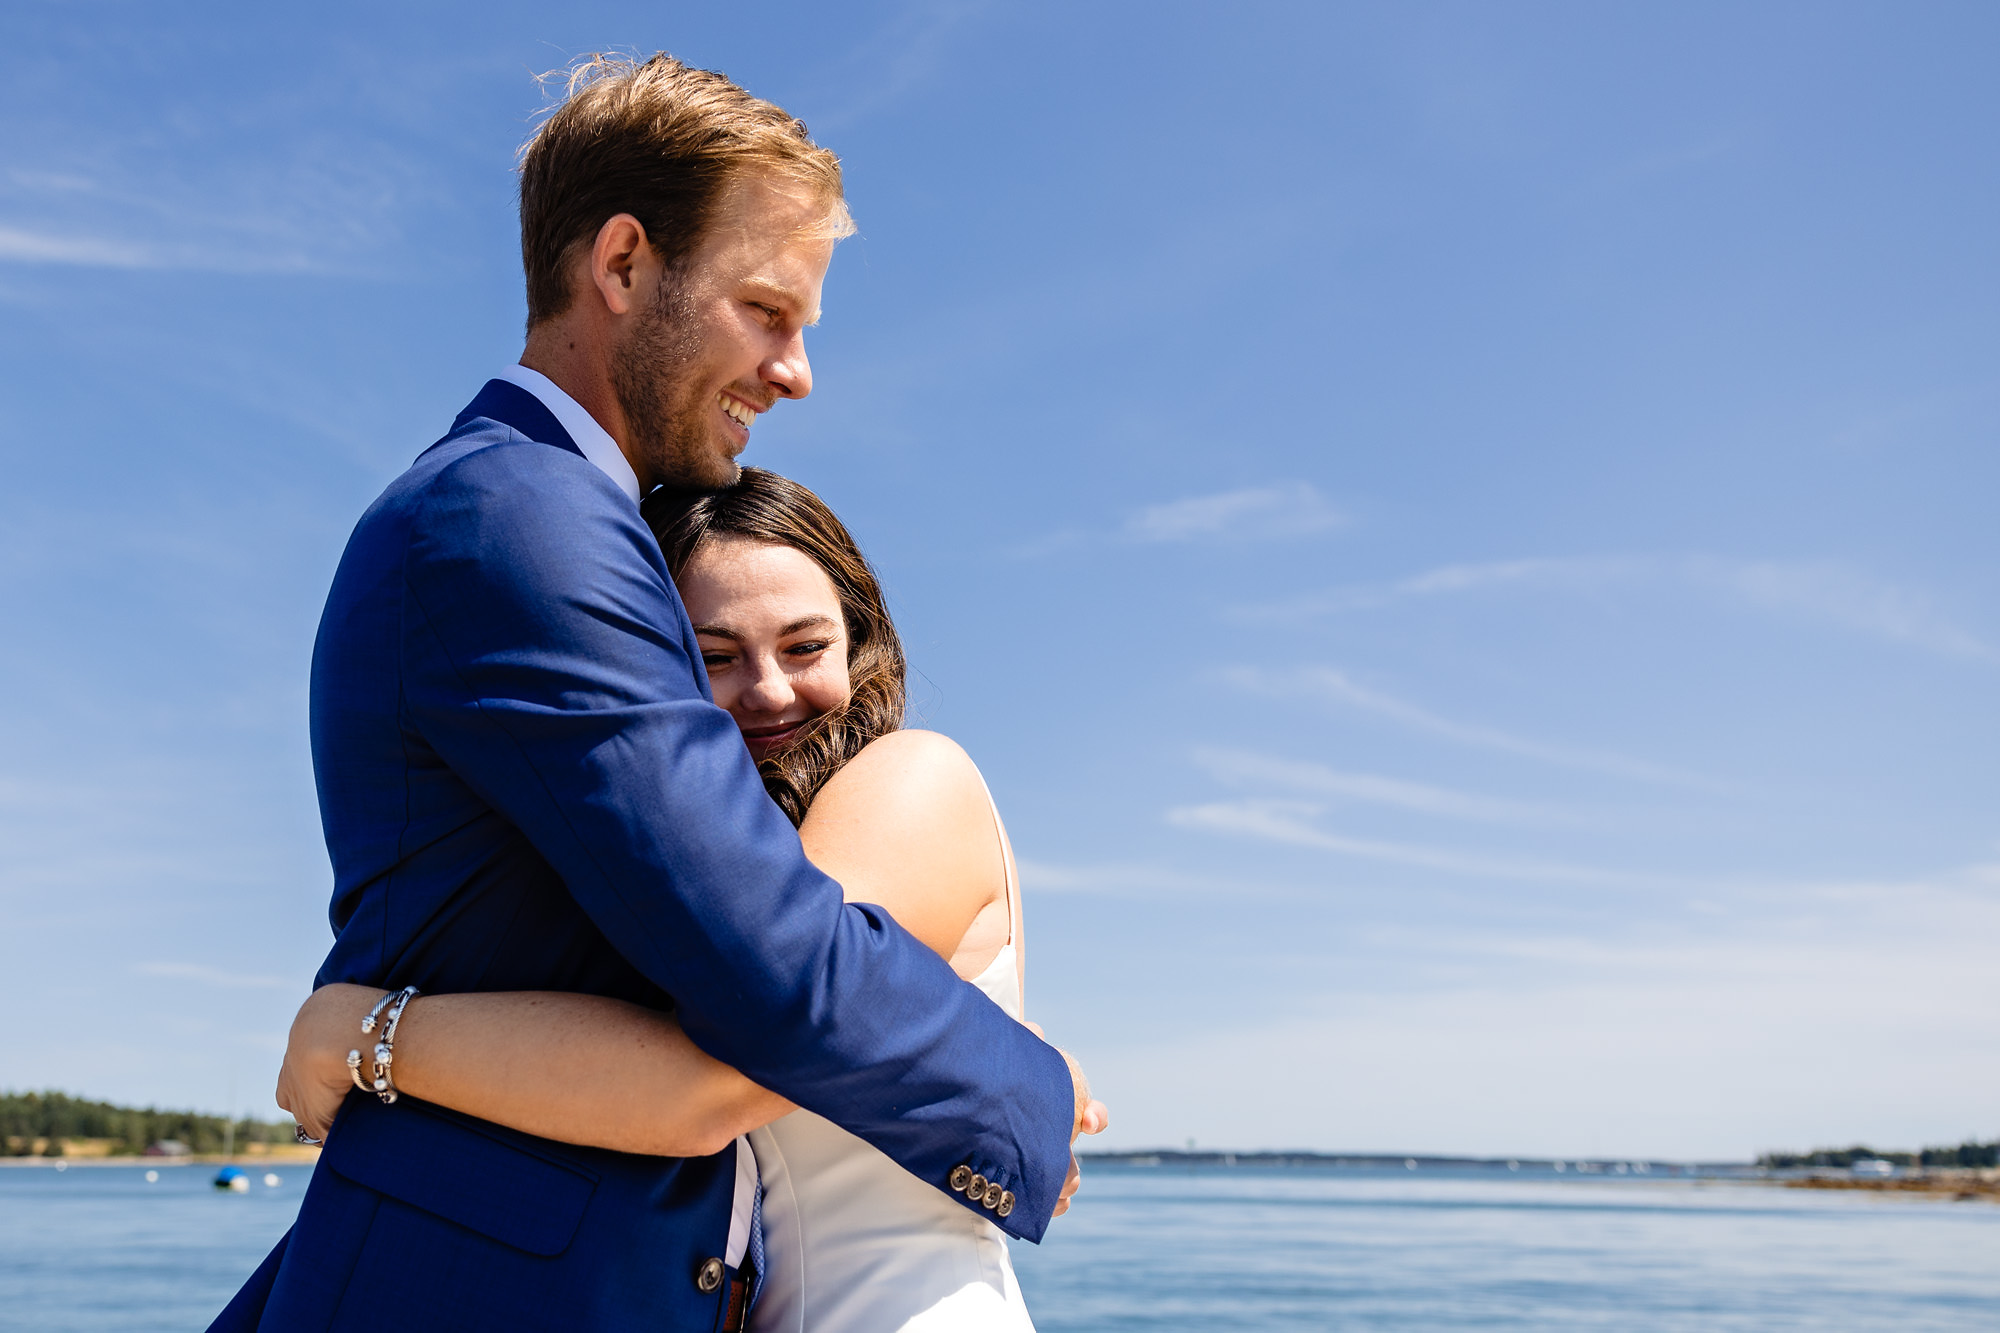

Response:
(1783, 1170), (1999, 1201)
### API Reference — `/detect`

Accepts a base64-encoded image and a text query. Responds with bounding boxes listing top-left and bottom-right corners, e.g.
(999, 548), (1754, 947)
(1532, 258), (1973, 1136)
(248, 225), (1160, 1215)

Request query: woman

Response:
(278, 467), (1102, 1332)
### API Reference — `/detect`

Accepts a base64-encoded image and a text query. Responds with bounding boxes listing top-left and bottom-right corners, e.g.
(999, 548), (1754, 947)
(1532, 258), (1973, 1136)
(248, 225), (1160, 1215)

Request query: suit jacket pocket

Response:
(324, 1096), (599, 1257)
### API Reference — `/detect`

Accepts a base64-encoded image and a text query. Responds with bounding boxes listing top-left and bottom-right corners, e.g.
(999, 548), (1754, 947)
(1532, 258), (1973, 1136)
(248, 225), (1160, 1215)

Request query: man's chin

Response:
(648, 443), (743, 493)
(698, 459), (743, 492)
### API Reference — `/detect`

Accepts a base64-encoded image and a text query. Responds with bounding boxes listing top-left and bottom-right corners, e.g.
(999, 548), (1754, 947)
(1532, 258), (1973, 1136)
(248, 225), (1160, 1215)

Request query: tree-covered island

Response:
(1759, 1140), (1999, 1169)
(2, 1090), (301, 1158)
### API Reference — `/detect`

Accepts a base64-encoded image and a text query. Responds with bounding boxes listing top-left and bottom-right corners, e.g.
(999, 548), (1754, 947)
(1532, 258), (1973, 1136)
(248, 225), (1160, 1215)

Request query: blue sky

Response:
(2, 1), (1995, 1160)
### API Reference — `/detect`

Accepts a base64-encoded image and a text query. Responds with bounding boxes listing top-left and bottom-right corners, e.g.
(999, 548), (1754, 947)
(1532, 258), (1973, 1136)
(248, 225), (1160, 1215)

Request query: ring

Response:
(295, 1124), (323, 1146)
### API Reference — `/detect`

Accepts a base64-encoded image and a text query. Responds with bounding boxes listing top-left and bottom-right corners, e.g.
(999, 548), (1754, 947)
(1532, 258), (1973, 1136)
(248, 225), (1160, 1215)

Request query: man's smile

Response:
(718, 391), (759, 432)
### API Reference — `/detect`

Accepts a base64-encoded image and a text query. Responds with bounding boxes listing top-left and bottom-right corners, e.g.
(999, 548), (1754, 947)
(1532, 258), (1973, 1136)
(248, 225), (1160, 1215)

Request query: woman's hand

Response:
(1025, 1021), (1109, 1218)
(276, 983), (384, 1141)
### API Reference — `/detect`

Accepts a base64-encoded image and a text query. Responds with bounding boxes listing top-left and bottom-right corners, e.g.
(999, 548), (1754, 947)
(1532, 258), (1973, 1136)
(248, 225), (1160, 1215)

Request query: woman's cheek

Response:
(808, 662), (850, 714)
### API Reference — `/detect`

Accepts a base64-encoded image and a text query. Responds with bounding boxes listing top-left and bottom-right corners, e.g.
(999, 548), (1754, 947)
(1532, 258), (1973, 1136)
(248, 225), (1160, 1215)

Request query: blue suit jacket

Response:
(213, 381), (1072, 1332)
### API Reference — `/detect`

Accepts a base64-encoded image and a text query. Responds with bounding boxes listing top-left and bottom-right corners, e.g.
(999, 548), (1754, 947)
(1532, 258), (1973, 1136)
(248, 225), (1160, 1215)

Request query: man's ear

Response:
(587, 213), (658, 317)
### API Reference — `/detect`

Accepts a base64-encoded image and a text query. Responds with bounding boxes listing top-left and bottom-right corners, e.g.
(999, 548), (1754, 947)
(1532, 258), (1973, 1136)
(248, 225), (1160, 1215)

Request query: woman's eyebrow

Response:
(692, 623), (741, 641)
(780, 614), (839, 636)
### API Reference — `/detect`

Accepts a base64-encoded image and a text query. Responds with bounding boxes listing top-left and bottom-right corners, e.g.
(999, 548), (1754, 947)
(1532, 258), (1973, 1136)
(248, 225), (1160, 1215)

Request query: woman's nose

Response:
(737, 657), (794, 713)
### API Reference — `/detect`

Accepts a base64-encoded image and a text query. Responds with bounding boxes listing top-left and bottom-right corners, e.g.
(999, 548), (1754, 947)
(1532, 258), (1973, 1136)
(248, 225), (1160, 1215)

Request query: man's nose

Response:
(765, 331), (812, 401)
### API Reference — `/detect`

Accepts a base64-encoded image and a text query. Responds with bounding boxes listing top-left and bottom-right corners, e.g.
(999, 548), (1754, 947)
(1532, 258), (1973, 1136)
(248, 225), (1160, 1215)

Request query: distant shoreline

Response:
(0, 1147), (320, 1167)
(1080, 1149), (1756, 1175)
(1079, 1150), (2000, 1200)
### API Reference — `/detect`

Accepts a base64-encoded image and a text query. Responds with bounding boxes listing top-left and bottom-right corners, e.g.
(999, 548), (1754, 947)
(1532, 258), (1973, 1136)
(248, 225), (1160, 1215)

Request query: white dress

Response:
(747, 789), (1037, 1333)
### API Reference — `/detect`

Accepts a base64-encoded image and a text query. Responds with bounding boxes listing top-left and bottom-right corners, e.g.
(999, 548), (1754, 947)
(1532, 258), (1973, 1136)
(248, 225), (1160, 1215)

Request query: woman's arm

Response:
(280, 730), (1010, 1155)
(279, 983), (791, 1157)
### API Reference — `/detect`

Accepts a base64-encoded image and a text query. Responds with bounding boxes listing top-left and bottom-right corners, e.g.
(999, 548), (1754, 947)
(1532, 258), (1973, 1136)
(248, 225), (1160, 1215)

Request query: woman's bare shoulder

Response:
(844, 727), (979, 778)
(798, 730), (1004, 951)
(801, 730), (995, 867)
(809, 729), (986, 820)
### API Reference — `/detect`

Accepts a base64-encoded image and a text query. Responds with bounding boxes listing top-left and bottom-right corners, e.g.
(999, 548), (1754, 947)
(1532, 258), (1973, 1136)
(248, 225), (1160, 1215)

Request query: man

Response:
(211, 55), (1094, 1332)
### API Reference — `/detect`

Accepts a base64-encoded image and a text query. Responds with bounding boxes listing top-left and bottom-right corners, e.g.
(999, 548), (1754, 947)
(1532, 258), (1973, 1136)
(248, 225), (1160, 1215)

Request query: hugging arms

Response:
(282, 726), (1103, 1201)
(279, 469), (1104, 1202)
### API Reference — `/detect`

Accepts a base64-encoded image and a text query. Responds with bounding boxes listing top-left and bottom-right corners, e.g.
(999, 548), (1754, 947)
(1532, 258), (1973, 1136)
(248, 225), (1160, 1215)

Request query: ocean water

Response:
(2, 1161), (1996, 1331)
(1013, 1164), (2000, 1331)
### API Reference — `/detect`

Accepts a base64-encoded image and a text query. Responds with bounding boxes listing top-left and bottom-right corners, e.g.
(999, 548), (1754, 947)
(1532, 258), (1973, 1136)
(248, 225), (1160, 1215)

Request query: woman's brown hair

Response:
(642, 468), (905, 826)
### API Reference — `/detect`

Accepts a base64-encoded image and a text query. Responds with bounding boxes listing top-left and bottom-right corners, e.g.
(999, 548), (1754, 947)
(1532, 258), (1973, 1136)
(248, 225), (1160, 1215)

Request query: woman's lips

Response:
(741, 720), (805, 752)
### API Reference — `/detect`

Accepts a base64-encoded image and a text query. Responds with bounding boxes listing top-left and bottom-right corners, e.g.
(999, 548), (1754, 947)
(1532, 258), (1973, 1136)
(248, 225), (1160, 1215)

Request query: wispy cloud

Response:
(1704, 559), (1999, 661)
(1016, 858), (1270, 897)
(1007, 481), (1343, 558)
(1242, 554), (2000, 663)
(0, 226), (163, 269)
(1221, 666), (1729, 792)
(135, 962), (295, 990)
(1123, 482), (1341, 543)
(0, 222), (327, 275)
(1193, 746), (1561, 825)
(1245, 557), (1605, 615)
(0, 131), (422, 275)
(1167, 799), (1680, 890)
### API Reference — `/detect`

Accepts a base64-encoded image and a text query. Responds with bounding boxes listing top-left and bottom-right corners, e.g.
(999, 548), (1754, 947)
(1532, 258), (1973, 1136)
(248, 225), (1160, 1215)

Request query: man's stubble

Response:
(611, 273), (741, 493)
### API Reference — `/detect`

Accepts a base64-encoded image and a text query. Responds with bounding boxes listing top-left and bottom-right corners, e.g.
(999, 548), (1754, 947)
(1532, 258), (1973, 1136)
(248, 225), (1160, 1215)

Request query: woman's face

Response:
(678, 534), (853, 762)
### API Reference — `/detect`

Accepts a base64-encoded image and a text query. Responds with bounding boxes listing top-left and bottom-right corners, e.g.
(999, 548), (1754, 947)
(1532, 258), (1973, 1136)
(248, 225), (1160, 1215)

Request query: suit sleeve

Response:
(396, 443), (1073, 1240)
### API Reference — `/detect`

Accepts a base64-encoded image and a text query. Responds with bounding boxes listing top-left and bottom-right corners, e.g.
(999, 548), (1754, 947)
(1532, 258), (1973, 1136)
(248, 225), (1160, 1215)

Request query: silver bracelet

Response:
(381, 986), (418, 1044)
(350, 988), (398, 1092)
(361, 987), (403, 1036)
(370, 986), (420, 1104)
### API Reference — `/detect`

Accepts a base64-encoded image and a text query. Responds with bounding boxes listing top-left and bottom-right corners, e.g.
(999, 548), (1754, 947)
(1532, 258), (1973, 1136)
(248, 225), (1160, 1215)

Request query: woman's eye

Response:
(786, 641), (828, 657)
(701, 652), (734, 669)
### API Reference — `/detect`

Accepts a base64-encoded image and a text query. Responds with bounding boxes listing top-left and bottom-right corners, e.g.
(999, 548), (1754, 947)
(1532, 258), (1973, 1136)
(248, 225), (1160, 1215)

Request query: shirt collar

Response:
(494, 363), (642, 506)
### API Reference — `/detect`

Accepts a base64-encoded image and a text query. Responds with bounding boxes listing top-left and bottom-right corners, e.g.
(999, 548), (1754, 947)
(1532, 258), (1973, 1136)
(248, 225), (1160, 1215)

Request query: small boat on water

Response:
(213, 1115), (248, 1190)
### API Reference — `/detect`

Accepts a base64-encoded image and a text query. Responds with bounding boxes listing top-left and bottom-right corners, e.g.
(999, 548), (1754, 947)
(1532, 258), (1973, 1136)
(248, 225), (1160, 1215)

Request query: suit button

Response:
(695, 1257), (725, 1293)
(997, 1191), (1015, 1217)
(982, 1181), (1003, 1209)
(949, 1165), (973, 1192)
(966, 1173), (987, 1200)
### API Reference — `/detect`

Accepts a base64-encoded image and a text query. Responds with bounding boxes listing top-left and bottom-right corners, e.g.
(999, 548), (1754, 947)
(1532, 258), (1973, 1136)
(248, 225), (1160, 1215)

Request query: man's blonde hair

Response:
(518, 54), (854, 327)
